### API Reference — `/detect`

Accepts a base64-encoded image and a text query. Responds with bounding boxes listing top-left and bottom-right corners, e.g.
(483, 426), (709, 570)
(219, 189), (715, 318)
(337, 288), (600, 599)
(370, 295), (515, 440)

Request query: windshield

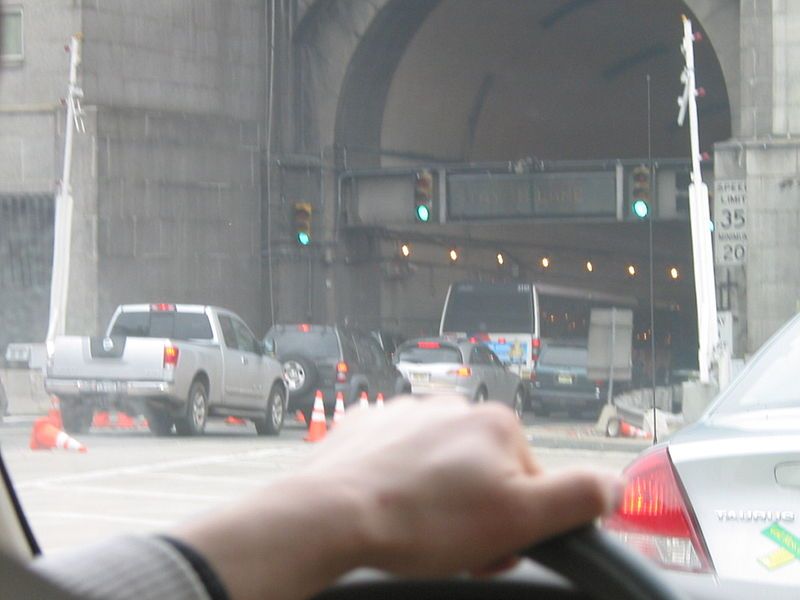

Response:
(709, 315), (800, 418)
(0, 2), (784, 593)
(539, 345), (588, 368)
(442, 285), (533, 333)
(109, 311), (214, 341)
(266, 327), (340, 360)
(397, 344), (462, 364)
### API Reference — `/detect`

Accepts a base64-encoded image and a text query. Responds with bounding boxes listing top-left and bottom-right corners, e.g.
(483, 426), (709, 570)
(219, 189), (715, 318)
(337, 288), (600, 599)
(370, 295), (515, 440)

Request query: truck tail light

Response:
(163, 345), (180, 368)
(602, 447), (713, 573)
(336, 361), (349, 382)
(531, 337), (540, 362)
(151, 303), (176, 312)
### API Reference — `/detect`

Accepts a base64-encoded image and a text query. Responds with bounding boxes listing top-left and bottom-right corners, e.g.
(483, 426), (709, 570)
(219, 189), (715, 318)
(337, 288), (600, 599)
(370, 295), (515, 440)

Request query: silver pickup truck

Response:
(45, 304), (287, 437)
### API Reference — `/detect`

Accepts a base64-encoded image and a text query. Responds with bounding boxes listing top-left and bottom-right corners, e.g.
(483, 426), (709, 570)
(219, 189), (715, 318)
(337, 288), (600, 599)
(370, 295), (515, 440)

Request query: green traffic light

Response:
(415, 204), (431, 222)
(632, 199), (650, 219)
(297, 231), (310, 246)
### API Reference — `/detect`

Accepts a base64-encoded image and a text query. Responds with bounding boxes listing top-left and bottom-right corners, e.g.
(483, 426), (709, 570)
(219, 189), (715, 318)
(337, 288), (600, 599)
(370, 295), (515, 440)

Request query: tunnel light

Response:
(496, 252), (505, 266)
(449, 248), (459, 263)
(627, 264), (637, 277)
(541, 257), (550, 269)
(400, 243), (411, 258)
(669, 266), (680, 280)
(586, 260), (594, 273)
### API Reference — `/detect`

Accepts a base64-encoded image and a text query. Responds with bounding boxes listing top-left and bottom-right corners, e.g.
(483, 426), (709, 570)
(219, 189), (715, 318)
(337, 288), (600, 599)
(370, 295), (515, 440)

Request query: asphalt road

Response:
(0, 413), (635, 552)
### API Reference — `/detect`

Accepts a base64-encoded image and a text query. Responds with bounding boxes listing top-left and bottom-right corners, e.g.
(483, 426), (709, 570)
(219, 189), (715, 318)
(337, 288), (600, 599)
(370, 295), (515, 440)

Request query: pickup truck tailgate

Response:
(48, 336), (170, 381)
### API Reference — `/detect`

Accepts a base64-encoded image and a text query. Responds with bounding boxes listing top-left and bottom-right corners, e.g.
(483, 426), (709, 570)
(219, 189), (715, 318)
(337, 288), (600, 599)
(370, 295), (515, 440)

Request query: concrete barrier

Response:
(681, 381), (719, 424)
(0, 368), (51, 416)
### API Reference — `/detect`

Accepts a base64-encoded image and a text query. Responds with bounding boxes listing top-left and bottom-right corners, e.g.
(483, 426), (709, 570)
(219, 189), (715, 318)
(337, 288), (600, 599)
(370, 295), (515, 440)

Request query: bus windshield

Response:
(442, 284), (533, 333)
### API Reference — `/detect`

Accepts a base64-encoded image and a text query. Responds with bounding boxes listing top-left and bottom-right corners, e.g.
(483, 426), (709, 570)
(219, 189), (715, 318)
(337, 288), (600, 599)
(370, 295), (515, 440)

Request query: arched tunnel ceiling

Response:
(367, 0), (732, 164)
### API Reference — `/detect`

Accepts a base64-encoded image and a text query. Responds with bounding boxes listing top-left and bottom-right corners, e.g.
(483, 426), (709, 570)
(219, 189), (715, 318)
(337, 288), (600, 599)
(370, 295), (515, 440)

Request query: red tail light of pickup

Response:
(163, 345), (180, 368)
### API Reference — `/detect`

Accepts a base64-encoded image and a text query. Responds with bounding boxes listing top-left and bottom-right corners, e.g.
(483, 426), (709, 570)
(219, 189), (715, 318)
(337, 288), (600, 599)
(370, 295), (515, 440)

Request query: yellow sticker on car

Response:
(759, 523), (800, 570)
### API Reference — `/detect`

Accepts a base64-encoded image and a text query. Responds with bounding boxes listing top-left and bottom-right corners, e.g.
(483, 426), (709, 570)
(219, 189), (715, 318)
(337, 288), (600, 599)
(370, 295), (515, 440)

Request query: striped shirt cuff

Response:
(32, 536), (212, 600)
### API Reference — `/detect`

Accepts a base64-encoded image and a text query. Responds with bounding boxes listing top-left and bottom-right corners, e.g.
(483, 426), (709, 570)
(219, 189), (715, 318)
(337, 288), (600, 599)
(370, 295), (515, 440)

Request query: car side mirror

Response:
(263, 338), (277, 356)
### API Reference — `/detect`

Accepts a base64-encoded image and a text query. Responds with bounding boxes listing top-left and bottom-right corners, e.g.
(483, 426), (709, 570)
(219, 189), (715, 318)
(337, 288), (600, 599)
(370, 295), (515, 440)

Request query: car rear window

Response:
(397, 344), (462, 364)
(539, 345), (587, 367)
(710, 315), (800, 417)
(442, 284), (533, 333)
(266, 326), (340, 360)
(110, 311), (214, 340)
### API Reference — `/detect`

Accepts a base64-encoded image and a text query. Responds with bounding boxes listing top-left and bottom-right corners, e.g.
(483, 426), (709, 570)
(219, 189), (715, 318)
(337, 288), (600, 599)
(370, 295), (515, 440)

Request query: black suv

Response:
(264, 324), (410, 419)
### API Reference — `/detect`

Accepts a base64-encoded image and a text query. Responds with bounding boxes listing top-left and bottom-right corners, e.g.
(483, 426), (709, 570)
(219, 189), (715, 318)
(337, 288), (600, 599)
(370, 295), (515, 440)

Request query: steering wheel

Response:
(312, 526), (689, 600)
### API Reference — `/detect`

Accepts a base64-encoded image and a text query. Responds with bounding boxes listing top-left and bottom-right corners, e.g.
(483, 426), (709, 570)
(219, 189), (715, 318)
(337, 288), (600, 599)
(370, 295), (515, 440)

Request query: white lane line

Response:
(141, 472), (269, 486)
(15, 447), (310, 489)
(32, 484), (233, 502)
(26, 511), (172, 527)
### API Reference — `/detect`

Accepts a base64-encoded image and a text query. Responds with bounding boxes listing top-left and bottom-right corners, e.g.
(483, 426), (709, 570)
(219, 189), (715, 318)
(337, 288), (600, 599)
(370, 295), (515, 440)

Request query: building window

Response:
(1, 7), (23, 62)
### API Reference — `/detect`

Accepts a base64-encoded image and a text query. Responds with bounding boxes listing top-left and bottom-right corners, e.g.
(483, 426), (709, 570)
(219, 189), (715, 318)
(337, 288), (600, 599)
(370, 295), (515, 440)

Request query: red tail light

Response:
(447, 366), (472, 377)
(531, 337), (540, 362)
(163, 345), (180, 368)
(336, 361), (349, 382)
(151, 303), (176, 312)
(497, 337), (506, 344)
(603, 447), (713, 573)
(417, 341), (441, 349)
(298, 323), (311, 333)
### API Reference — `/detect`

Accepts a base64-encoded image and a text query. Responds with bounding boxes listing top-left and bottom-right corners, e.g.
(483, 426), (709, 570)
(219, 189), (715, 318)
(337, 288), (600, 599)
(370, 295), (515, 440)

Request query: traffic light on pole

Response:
(631, 165), (651, 219)
(414, 169), (433, 223)
(293, 201), (312, 246)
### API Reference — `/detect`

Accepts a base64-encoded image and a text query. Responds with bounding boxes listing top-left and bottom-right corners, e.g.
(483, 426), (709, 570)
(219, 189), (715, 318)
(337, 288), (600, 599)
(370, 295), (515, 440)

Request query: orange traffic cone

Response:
(30, 419), (87, 452)
(619, 420), (652, 439)
(375, 392), (385, 409)
(47, 408), (63, 429)
(295, 410), (307, 425)
(304, 390), (327, 442)
(92, 411), (111, 429)
(359, 390), (370, 410)
(333, 391), (345, 426)
(116, 412), (136, 429)
(225, 416), (247, 426)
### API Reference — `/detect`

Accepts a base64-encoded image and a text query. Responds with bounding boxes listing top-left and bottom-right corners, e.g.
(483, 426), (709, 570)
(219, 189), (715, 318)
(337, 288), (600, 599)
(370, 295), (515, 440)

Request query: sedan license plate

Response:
(557, 373), (573, 385)
(411, 372), (430, 383)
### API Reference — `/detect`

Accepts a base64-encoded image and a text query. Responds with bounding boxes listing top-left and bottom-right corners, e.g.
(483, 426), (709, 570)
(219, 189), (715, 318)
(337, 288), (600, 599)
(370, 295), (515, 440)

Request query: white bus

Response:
(439, 281), (637, 391)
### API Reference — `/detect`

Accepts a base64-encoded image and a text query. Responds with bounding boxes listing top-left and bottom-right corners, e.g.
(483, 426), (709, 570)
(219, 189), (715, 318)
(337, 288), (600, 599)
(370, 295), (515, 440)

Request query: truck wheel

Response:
(255, 383), (285, 436)
(175, 380), (208, 436)
(61, 398), (93, 434)
(147, 408), (174, 436)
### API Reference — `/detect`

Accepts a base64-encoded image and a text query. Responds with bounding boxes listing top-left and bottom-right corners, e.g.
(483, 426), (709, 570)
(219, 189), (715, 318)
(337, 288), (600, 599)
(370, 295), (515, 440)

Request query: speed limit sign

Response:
(713, 180), (747, 266)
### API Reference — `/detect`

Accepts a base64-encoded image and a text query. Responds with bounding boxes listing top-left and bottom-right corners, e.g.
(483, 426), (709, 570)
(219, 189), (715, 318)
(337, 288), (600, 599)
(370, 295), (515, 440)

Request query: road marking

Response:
(26, 511), (172, 527)
(15, 447), (311, 489)
(34, 484), (233, 502)
(142, 472), (269, 486)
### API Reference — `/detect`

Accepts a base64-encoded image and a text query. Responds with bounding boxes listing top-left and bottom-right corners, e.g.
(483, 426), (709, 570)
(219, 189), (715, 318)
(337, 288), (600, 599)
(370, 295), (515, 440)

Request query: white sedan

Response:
(395, 338), (526, 419)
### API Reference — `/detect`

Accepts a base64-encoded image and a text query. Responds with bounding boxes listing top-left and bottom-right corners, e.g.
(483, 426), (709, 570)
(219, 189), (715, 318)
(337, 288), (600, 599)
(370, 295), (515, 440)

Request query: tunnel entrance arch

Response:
(330, 0), (735, 167)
